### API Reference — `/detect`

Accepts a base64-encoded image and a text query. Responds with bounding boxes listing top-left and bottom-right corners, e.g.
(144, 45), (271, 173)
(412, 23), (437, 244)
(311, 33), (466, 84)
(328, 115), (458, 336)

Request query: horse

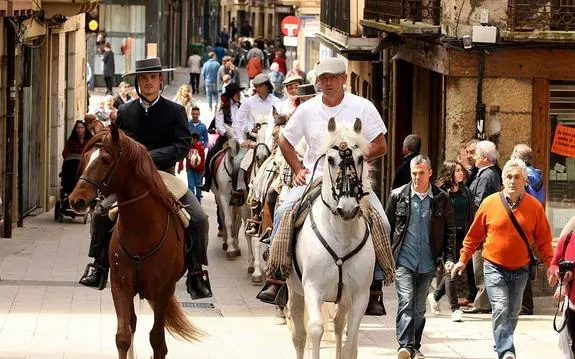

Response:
(210, 120), (271, 269)
(68, 124), (202, 359)
(286, 118), (374, 359)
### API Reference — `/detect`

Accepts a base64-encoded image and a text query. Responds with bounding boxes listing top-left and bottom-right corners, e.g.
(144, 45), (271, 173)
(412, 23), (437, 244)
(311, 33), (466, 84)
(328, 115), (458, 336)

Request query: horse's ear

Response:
(328, 117), (336, 133)
(110, 122), (120, 143)
(272, 106), (278, 118)
(354, 118), (362, 134)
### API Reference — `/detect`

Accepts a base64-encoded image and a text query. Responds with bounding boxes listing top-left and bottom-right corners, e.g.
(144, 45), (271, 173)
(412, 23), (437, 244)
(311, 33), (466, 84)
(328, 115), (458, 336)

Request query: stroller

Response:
(54, 154), (89, 224)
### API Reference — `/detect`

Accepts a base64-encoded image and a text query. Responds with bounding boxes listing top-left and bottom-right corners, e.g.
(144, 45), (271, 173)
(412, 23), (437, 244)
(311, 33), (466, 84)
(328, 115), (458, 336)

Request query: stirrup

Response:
(256, 278), (288, 306)
(79, 262), (108, 290)
(245, 217), (262, 236)
(365, 290), (386, 316)
(259, 227), (272, 245)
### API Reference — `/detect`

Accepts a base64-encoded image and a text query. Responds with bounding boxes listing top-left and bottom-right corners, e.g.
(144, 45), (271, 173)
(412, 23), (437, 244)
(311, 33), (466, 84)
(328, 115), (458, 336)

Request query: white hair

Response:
(502, 158), (528, 181)
(476, 140), (498, 163)
(270, 62), (279, 72)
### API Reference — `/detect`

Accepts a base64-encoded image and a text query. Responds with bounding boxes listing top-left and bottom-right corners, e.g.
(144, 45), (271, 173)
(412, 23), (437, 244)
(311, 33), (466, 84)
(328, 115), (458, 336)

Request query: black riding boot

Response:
(79, 210), (113, 290)
(181, 191), (213, 300)
(365, 279), (386, 316)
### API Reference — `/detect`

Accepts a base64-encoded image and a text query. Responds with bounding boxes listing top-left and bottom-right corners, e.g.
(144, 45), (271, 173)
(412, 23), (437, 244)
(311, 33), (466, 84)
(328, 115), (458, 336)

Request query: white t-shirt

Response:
(282, 92), (387, 182)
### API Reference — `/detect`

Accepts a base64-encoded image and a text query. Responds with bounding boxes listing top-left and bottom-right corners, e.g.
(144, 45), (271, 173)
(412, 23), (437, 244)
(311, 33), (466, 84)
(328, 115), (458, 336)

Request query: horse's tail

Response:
(157, 295), (204, 342)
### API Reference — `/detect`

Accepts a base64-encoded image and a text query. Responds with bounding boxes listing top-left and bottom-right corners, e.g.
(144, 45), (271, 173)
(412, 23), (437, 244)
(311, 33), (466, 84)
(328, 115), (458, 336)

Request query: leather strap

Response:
(309, 207), (369, 304)
(498, 192), (535, 262)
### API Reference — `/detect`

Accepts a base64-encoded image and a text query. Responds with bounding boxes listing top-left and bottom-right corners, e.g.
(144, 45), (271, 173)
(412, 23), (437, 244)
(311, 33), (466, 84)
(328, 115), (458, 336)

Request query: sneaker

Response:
(427, 293), (441, 315)
(502, 352), (516, 359)
(414, 349), (425, 359)
(451, 309), (463, 322)
(397, 348), (411, 359)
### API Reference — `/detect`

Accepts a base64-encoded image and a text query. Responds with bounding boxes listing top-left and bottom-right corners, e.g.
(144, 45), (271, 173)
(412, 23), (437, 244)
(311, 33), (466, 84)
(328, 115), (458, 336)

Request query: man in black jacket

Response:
(463, 140), (502, 314)
(386, 155), (455, 359)
(79, 57), (212, 299)
(102, 43), (115, 95)
(392, 134), (421, 189)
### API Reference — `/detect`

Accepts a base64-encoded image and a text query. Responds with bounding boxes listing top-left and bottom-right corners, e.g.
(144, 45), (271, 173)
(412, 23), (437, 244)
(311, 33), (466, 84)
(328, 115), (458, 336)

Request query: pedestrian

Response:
(387, 155), (455, 359)
(463, 140), (502, 315)
(62, 120), (93, 160)
(427, 160), (475, 322)
(219, 26), (230, 48)
(187, 48), (202, 94)
(268, 62), (285, 98)
(221, 74), (232, 93)
(172, 84), (197, 114)
(286, 59), (306, 82)
(247, 52), (262, 80)
(549, 216), (575, 358)
(217, 56), (239, 91)
(273, 49), (287, 75)
(240, 20), (253, 37)
(214, 42), (226, 63)
(201, 52), (221, 111)
(452, 158), (554, 359)
(188, 106), (208, 148)
(392, 134), (421, 189)
(102, 42), (115, 95)
(113, 81), (131, 109)
(464, 139), (480, 185)
(306, 61), (320, 89)
(178, 132), (205, 202)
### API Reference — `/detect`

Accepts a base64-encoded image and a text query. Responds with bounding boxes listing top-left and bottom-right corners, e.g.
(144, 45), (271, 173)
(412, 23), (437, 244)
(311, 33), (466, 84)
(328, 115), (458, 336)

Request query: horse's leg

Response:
(305, 289), (325, 359)
(127, 304), (137, 359)
(112, 286), (134, 359)
(287, 286), (306, 359)
(333, 302), (349, 359)
(149, 295), (169, 359)
(342, 292), (369, 359)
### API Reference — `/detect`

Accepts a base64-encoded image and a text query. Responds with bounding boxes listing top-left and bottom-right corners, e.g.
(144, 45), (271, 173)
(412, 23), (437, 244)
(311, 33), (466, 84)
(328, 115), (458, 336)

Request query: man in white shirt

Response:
(231, 73), (279, 205)
(258, 57), (390, 315)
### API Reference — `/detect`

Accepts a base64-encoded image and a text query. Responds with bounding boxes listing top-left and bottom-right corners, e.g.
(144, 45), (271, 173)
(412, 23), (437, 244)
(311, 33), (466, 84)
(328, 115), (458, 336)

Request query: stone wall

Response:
(445, 77), (532, 163)
(442, 0), (509, 38)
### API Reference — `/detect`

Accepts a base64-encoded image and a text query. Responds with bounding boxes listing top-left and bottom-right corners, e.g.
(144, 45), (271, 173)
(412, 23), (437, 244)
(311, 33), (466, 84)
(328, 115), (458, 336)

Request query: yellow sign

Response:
(551, 124), (575, 158)
(88, 19), (99, 32)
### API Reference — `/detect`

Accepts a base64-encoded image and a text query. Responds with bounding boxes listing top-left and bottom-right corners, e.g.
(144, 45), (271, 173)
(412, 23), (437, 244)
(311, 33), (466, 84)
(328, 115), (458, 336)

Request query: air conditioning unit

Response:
(472, 25), (498, 43)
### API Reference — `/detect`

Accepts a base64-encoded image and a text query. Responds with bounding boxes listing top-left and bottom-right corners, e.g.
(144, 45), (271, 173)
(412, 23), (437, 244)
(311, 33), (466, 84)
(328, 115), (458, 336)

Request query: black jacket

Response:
(392, 153), (417, 190)
(440, 183), (476, 233)
(116, 97), (191, 174)
(385, 183), (456, 264)
(103, 50), (115, 78)
(468, 165), (502, 208)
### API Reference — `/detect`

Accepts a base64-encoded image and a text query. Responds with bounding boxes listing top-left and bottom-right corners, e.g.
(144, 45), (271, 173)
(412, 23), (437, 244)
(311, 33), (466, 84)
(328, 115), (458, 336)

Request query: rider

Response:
(264, 74), (303, 146)
(203, 82), (244, 191)
(257, 57), (391, 315)
(230, 73), (279, 206)
(78, 57), (212, 299)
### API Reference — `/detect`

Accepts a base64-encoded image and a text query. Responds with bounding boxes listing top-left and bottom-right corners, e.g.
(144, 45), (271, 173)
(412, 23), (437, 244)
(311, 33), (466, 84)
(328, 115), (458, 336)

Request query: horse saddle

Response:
(208, 147), (230, 190)
(108, 171), (191, 228)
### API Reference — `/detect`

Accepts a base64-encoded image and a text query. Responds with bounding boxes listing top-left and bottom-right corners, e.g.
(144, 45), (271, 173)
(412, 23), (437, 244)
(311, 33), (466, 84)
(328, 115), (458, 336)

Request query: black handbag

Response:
(499, 192), (538, 280)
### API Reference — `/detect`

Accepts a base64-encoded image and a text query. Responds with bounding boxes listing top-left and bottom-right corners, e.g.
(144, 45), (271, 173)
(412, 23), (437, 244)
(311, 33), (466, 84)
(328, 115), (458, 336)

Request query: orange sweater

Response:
(459, 192), (554, 269)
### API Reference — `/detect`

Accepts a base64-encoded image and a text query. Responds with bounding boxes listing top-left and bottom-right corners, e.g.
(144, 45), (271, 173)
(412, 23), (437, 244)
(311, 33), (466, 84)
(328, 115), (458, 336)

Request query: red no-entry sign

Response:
(281, 16), (300, 36)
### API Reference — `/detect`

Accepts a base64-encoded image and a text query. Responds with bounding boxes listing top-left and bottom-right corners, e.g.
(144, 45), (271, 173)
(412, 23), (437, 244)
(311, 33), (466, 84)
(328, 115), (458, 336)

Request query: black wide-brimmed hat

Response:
(122, 57), (175, 79)
(222, 83), (245, 98)
(294, 84), (316, 98)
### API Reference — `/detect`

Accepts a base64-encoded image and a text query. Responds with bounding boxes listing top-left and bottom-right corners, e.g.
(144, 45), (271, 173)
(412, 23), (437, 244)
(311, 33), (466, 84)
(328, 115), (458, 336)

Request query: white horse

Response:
(286, 118), (374, 359)
(211, 123), (270, 265)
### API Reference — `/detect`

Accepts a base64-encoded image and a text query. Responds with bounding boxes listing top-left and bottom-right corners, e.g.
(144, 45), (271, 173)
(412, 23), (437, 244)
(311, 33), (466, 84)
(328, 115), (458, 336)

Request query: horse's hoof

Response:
(248, 266), (255, 275)
(251, 274), (263, 284)
(233, 249), (241, 257)
(222, 243), (228, 251)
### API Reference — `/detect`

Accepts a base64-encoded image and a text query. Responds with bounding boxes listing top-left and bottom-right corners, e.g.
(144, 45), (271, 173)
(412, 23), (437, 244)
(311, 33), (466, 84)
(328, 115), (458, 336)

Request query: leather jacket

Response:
(385, 183), (456, 265)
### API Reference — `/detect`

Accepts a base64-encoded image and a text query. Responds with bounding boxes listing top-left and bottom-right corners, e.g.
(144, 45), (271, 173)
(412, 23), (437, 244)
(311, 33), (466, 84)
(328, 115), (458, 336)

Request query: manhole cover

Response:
(180, 302), (215, 309)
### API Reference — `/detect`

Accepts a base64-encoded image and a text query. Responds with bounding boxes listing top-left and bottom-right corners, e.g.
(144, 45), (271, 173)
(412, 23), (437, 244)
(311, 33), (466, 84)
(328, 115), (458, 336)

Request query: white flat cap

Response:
(316, 57), (346, 77)
(253, 73), (270, 85)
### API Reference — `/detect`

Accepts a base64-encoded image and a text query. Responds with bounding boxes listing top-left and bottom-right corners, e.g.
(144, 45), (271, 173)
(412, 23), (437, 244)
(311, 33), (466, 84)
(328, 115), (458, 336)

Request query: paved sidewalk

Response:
(0, 69), (562, 358)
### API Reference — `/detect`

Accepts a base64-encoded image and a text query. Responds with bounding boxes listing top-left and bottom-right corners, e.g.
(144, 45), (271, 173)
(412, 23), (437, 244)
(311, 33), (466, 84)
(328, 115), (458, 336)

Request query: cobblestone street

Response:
(0, 70), (564, 359)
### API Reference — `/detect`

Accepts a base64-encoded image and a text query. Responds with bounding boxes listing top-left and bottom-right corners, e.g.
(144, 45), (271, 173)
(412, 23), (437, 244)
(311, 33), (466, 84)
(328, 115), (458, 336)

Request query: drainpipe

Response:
(475, 51), (486, 140)
(3, 20), (16, 238)
(381, 48), (391, 203)
(372, 56), (384, 201)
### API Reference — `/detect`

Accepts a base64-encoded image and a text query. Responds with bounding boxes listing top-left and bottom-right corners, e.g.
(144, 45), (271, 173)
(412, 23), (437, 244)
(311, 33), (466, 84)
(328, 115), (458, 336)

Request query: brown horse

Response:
(69, 123), (202, 359)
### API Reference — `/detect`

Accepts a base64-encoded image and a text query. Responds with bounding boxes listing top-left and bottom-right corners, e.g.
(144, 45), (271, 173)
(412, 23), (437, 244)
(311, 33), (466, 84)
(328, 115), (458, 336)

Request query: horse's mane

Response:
(81, 129), (176, 211)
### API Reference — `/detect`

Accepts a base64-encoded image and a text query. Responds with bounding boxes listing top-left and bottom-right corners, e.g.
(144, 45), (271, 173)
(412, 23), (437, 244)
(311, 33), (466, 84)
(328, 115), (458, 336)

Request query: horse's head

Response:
(322, 117), (370, 221)
(272, 106), (292, 126)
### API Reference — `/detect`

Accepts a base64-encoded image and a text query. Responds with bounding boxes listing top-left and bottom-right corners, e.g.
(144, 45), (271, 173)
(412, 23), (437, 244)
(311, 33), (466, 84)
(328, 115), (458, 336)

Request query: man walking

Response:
(464, 140), (502, 314)
(387, 155), (455, 359)
(392, 134), (421, 189)
(201, 52), (221, 111)
(102, 42), (115, 95)
(452, 159), (554, 359)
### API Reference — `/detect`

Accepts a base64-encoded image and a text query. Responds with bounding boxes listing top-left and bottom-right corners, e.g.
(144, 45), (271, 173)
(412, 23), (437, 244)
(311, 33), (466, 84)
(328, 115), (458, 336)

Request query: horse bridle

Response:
(322, 143), (369, 214)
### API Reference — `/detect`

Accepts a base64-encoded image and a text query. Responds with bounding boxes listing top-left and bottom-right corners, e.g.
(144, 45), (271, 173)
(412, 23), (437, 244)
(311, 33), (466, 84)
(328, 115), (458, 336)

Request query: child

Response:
(221, 74), (232, 93)
(178, 133), (205, 202)
(188, 106), (208, 148)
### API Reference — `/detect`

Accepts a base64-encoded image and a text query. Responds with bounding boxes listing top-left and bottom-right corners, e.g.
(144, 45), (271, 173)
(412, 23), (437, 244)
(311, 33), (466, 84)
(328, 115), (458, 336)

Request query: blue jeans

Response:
(187, 169), (203, 202)
(484, 260), (529, 359)
(395, 266), (434, 351)
(205, 83), (218, 109)
(268, 186), (390, 280)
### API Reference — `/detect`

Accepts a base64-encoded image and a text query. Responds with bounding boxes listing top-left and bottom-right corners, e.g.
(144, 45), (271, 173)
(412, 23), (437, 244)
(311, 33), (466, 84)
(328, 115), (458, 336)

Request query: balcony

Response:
(0, 0), (35, 16)
(40, 0), (98, 18)
(508, 0), (575, 31)
(321, 0), (350, 34)
(364, 0), (440, 26)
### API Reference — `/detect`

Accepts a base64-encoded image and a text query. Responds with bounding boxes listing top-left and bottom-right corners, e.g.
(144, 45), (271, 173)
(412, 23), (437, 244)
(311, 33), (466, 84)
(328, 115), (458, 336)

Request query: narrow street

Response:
(0, 69), (564, 359)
